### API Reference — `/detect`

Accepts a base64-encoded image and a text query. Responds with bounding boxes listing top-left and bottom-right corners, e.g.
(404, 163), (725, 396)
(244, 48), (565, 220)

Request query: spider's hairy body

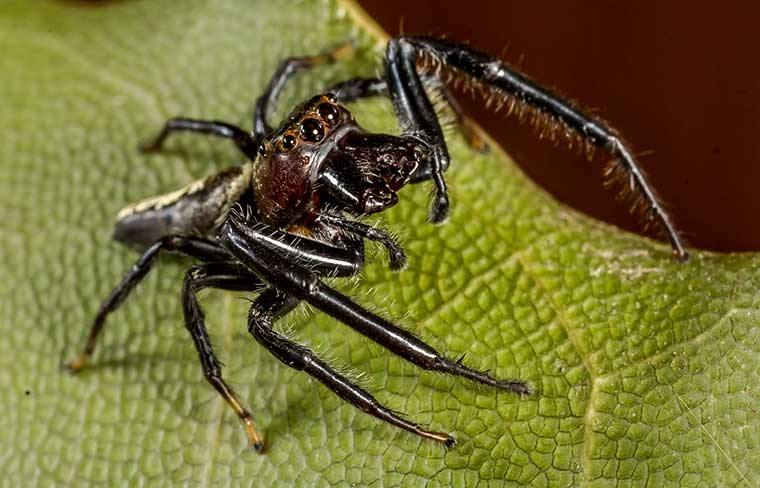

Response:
(67, 36), (687, 452)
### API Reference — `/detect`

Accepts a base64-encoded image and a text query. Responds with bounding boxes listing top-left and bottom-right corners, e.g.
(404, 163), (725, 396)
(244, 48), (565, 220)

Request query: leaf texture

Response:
(0, 1), (757, 486)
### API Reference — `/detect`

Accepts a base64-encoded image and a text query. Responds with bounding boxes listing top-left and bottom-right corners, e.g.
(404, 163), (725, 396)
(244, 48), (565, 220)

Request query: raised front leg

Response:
(385, 39), (452, 224)
(384, 35), (688, 260)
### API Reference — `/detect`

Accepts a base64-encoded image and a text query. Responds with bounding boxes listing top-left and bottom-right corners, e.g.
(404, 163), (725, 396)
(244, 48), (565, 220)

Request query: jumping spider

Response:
(67, 37), (688, 451)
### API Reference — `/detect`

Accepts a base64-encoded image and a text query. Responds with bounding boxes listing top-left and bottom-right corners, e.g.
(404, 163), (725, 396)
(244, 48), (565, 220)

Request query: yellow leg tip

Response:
(468, 133), (489, 153)
(331, 39), (356, 62)
(243, 417), (266, 453)
(251, 439), (267, 454)
(65, 356), (88, 373)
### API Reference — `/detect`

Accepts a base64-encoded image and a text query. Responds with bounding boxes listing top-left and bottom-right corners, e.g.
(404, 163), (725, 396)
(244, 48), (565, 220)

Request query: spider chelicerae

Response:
(67, 37), (687, 451)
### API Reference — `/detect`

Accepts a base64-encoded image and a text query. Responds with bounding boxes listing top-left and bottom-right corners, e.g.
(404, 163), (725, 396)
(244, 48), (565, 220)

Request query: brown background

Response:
(358, 1), (760, 253)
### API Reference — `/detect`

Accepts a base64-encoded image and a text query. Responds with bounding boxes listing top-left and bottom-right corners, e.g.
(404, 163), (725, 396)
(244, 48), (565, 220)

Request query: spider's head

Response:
(251, 93), (349, 225)
(252, 93), (423, 224)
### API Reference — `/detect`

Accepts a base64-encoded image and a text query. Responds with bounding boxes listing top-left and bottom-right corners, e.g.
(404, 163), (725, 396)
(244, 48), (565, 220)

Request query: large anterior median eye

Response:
(299, 118), (325, 142)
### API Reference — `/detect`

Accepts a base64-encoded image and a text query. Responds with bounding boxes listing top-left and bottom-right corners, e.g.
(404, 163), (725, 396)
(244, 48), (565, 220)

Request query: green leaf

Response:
(1, 1), (757, 486)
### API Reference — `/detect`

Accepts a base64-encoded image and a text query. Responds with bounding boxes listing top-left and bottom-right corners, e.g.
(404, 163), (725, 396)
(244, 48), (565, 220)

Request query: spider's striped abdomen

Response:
(113, 164), (253, 248)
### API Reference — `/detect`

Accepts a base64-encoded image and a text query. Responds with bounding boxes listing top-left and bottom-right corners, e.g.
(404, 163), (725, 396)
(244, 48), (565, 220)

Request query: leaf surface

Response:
(0, 1), (757, 486)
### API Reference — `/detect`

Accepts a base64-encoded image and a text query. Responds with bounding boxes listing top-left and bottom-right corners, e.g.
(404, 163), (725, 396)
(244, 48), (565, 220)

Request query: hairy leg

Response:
(249, 288), (456, 446)
(384, 35), (687, 259)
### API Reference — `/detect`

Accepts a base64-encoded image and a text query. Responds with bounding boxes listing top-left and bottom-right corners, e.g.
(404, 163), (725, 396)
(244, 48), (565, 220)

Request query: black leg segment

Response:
(385, 39), (451, 224)
(182, 263), (267, 450)
(248, 288), (456, 446)
(66, 235), (232, 372)
(317, 212), (406, 270)
(327, 76), (488, 153)
(227, 209), (366, 277)
(253, 40), (355, 137)
(141, 117), (259, 160)
(326, 76), (387, 102)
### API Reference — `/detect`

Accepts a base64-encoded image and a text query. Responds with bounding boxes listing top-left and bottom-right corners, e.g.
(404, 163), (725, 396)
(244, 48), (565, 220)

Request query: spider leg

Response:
(327, 76), (488, 153)
(325, 76), (386, 101)
(140, 118), (258, 160)
(253, 40), (354, 138)
(385, 40), (452, 224)
(435, 80), (490, 153)
(181, 262), (268, 451)
(66, 236), (231, 372)
(248, 287), (456, 446)
(317, 212), (406, 270)
(385, 36), (688, 260)
(228, 213), (365, 277)
(221, 214), (531, 395)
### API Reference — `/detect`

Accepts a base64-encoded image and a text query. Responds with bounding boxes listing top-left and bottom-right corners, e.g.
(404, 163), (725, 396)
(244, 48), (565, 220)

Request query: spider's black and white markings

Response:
(67, 37), (688, 451)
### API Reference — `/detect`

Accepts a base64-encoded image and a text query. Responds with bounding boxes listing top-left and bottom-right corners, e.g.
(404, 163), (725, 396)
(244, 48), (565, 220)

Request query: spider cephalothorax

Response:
(252, 92), (423, 227)
(68, 37), (687, 452)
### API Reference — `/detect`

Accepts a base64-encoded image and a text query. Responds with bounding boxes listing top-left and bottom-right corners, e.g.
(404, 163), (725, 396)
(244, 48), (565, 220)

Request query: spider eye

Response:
(326, 92), (338, 103)
(317, 103), (340, 127)
(258, 143), (267, 155)
(281, 134), (297, 150)
(299, 118), (325, 142)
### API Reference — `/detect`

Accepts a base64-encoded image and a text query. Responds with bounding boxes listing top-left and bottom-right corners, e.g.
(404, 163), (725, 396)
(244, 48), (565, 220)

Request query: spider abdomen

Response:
(114, 164), (252, 248)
